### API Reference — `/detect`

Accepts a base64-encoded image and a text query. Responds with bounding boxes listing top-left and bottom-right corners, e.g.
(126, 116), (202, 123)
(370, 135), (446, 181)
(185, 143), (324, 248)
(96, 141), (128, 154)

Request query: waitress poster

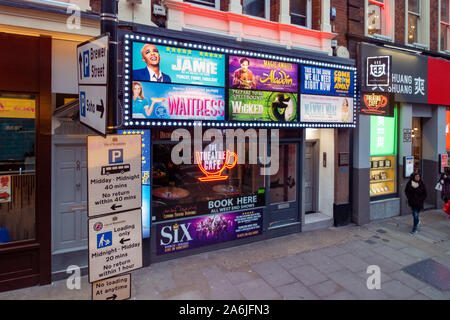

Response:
(229, 56), (298, 92)
(132, 42), (225, 87)
(156, 208), (263, 255)
(132, 82), (225, 121)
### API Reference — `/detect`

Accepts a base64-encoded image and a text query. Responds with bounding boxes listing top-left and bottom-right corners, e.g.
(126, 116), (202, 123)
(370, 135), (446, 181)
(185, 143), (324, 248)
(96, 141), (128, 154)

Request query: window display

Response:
(370, 155), (396, 196)
(152, 142), (266, 222)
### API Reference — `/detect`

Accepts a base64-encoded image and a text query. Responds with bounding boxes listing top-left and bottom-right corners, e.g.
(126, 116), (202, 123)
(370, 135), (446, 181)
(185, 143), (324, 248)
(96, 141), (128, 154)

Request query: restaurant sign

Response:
(156, 208), (263, 255)
(360, 92), (394, 117)
(360, 43), (428, 104)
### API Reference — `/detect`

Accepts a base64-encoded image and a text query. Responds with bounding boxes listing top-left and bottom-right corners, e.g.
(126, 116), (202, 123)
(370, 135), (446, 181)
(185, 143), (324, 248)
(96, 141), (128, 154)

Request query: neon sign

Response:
(195, 145), (237, 182)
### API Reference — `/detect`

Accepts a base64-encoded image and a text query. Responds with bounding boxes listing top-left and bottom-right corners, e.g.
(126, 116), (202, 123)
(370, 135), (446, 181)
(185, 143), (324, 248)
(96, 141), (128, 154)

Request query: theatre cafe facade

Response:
(115, 26), (357, 263)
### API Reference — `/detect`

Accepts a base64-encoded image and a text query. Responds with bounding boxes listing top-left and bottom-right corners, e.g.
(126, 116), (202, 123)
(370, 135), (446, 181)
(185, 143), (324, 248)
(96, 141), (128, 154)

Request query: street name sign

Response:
(92, 274), (131, 300)
(77, 34), (108, 85)
(87, 134), (141, 217)
(88, 209), (142, 283)
(77, 34), (109, 135)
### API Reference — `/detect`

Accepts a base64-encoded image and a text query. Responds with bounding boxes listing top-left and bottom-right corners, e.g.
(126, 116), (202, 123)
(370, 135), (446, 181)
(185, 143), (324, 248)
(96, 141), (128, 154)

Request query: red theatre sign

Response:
(360, 92), (394, 117)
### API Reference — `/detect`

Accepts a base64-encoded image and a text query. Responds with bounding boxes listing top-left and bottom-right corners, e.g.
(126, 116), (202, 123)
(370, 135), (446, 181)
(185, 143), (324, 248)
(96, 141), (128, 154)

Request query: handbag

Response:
(435, 182), (443, 191)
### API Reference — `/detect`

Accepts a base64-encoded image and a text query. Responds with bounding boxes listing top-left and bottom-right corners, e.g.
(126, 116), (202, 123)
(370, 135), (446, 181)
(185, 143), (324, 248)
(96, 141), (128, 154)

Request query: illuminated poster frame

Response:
(121, 32), (357, 129)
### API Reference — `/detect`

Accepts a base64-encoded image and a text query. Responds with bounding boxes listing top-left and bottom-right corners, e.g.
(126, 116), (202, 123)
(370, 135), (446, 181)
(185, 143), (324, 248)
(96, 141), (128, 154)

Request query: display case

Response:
(370, 155), (396, 197)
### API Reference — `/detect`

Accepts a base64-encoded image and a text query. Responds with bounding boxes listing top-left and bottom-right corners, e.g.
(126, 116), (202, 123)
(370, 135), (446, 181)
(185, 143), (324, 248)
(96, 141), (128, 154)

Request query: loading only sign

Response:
(87, 134), (141, 217)
(88, 209), (143, 283)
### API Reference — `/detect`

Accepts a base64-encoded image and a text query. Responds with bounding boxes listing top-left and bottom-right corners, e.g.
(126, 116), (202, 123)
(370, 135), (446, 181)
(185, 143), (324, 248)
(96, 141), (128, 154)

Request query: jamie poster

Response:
(132, 42), (225, 87)
(229, 56), (298, 92)
(156, 208), (263, 255)
(229, 89), (298, 122)
(301, 66), (354, 97)
(132, 82), (225, 121)
(300, 94), (354, 123)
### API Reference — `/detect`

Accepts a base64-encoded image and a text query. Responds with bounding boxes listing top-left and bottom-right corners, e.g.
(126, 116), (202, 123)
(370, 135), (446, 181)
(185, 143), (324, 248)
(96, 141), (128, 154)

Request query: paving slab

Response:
(288, 265), (328, 287)
(381, 280), (417, 299)
(275, 282), (319, 300)
(309, 279), (342, 298)
(235, 279), (282, 300)
(402, 258), (450, 291)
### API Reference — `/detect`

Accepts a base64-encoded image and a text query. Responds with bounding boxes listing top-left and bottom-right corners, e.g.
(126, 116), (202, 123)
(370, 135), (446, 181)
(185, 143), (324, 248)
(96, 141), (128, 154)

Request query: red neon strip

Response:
(441, 21), (450, 28)
(369, 0), (385, 8)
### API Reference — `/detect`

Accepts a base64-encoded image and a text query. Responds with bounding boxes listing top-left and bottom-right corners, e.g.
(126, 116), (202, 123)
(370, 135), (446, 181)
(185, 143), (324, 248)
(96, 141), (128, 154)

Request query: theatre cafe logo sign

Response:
(195, 144), (237, 182)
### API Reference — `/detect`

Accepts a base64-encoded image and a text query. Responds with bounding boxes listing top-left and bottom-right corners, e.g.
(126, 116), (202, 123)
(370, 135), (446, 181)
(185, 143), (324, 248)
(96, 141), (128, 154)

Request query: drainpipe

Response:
(101, 0), (119, 129)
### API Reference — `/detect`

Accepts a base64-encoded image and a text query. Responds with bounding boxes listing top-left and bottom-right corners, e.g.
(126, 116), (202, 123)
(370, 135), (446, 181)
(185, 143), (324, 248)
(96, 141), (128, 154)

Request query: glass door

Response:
(412, 117), (422, 173)
(267, 142), (300, 228)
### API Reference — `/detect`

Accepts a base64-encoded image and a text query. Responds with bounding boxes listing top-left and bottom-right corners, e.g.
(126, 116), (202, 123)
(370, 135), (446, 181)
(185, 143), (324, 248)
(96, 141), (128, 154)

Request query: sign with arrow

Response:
(92, 274), (131, 300)
(79, 85), (107, 135)
(88, 209), (142, 283)
(77, 34), (109, 135)
(87, 134), (142, 217)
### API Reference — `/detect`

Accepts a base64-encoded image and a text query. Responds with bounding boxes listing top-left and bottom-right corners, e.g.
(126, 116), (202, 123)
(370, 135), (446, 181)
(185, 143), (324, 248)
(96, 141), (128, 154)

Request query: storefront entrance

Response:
(267, 142), (300, 228)
(412, 117), (423, 173)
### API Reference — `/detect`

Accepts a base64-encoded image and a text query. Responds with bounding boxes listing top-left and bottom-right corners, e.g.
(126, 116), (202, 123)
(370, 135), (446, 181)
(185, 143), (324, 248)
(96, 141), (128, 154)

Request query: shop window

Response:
(0, 93), (36, 244)
(441, 0), (450, 52)
(151, 140), (266, 222)
(290, 0), (311, 28)
(185, 0), (220, 9)
(243, 0), (270, 19)
(366, 0), (394, 40)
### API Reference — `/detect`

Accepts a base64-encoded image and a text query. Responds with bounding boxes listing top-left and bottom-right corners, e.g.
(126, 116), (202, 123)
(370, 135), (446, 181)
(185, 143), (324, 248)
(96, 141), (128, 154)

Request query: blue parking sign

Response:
(109, 149), (123, 164)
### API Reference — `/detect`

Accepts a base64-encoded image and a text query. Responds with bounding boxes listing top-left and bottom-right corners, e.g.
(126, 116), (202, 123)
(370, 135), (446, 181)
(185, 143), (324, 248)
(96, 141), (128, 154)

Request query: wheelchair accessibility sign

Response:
(87, 134), (142, 217)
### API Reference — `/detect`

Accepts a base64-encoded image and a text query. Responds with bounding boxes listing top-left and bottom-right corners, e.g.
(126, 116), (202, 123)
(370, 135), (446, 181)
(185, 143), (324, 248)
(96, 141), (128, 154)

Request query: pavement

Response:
(0, 209), (449, 300)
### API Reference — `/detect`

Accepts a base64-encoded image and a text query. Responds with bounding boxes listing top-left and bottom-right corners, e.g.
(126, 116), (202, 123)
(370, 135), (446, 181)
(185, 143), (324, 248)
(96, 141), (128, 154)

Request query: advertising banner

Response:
(131, 82), (225, 121)
(300, 66), (354, 97)
(152, 191), (265, 222)
(229, 56), (298, 92)
(0, 98), (35, 119)
(156, 208), (263, 255)
(360, 42), (428, 103)
(229, 89), (298, 122)
(360, 92), (394, 117)
(132, 42), (225, 87)
(300, 94), (353, 123)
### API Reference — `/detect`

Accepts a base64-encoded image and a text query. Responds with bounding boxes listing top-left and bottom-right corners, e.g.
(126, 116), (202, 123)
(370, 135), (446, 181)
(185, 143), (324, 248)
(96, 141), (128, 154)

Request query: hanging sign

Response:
(440, 154), (449, 174)
(360, 92), (394, 117)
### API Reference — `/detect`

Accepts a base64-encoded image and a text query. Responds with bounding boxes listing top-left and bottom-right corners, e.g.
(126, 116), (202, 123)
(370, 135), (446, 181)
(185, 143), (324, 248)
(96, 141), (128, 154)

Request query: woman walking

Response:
(405, 172), (427, 235)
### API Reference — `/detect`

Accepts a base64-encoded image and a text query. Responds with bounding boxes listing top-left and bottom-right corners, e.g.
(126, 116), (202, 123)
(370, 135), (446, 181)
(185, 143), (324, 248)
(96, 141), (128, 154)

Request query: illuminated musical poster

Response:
(229, 56), (298, 92)
(300, 65), (354, 97)
(229, 89), (298, 122)
(300, 94), (353, 123)
(132, 42), (225, 87)
(156, 208), (263, 255)
(131, 82), (225, 121)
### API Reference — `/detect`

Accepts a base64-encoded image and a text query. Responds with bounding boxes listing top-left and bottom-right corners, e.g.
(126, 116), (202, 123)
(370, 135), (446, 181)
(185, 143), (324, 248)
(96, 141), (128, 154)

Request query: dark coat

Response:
(405, 179), (427, 210)
(439, 175), (450, 200)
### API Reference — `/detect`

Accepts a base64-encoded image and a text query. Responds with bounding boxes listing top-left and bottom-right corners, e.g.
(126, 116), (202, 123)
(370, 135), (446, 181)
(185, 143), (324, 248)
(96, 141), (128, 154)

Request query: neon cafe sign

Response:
(195, 144), (237, 182)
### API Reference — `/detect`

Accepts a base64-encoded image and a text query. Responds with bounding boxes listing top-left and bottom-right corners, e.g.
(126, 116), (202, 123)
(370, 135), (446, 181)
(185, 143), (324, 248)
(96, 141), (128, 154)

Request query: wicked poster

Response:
(156, 208), (263, 255)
